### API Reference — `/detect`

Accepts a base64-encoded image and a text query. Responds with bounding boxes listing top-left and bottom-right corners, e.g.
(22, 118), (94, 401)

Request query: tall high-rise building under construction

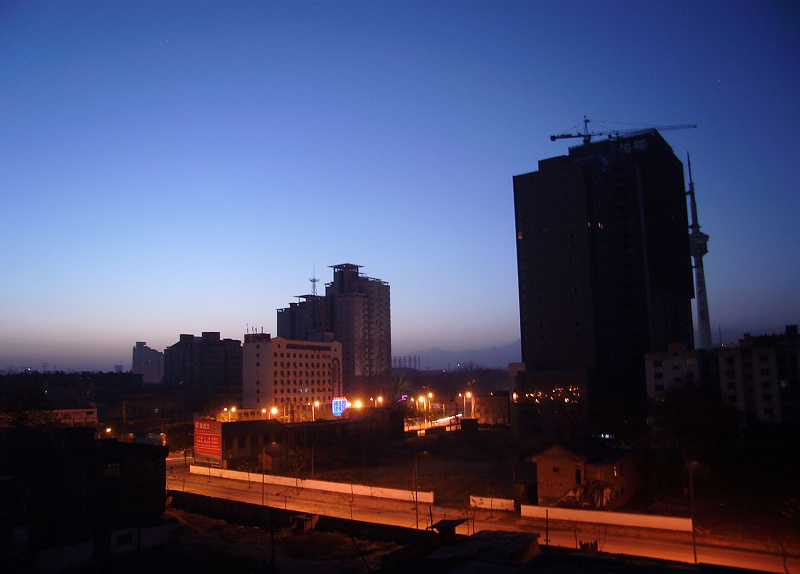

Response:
(513, 129), (695, 431)
(277, 264), (391, 402)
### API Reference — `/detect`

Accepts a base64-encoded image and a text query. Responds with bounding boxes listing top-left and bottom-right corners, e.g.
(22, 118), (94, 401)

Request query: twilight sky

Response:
(2, 1), (799, 372)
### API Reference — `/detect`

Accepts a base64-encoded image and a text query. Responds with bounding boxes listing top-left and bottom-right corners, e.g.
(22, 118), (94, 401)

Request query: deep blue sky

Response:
(2, 1), (799, 371)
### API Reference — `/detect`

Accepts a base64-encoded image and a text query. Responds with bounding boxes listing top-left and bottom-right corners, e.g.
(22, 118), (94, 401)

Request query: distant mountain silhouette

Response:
(408, 340), (521, 371)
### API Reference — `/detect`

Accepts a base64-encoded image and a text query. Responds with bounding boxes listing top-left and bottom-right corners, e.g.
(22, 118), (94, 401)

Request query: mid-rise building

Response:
(644, 343), (715, 399)
(241, 333), (342, 422)
(163, 332), (242, 412)
(132, 341), (164, 384)
(645, 325), (800, 425)
(513, 130), (694, 431)
(277, 264), (391, 402)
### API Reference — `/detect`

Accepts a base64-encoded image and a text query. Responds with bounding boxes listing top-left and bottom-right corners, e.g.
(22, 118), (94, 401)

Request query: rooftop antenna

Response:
(310, 267), (319, 297)
(687, 153), (712, 350)
(309, 267), (321, 335)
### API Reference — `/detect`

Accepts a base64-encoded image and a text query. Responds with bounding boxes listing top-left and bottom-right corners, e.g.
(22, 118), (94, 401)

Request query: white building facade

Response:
(242, 333), (342, 422)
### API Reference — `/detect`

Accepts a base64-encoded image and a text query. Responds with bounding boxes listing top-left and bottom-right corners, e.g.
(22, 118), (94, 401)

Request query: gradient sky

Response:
(2, 1), (799, 372)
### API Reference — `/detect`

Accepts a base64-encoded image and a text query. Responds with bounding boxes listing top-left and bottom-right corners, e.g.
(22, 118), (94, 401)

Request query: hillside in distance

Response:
(408, 340), (521, 371)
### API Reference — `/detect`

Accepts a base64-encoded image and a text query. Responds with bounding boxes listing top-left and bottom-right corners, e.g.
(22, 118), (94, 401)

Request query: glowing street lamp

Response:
(313, 401), (319, 421)
(459, 392), (472, 417)
(223, 407), (236, 422)
(270, 407), (278, 420)
(377, 396), (383, 406)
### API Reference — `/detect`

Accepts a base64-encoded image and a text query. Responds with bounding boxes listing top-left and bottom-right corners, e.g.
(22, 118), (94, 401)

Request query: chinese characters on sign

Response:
(193, 420), (222, 457)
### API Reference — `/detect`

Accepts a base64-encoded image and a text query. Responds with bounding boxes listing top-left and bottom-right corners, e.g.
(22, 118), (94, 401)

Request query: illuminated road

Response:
(166, 465), (799, 573)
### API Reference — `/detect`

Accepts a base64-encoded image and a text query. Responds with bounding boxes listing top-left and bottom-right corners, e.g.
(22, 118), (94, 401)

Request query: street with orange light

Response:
(166, 456), (799, 573)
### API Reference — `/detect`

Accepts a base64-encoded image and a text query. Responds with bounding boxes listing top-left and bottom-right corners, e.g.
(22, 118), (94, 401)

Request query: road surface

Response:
(165, 459), (798, 573)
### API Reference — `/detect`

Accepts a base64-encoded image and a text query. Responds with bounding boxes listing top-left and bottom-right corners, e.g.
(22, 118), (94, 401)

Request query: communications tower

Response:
(686, 154), (712, 349)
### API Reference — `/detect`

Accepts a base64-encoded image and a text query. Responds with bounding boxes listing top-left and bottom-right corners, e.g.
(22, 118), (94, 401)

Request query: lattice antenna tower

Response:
(310, 267), (319, 297)
(310, 267), (321, 334)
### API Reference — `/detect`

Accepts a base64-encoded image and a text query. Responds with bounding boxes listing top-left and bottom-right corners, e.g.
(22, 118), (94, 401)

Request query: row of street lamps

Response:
(221, 391), (473, 424)
(223, 403), (318, 423)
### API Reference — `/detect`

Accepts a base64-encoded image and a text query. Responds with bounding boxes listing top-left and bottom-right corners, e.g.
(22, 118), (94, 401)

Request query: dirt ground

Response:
(105, 507), (401, 574)
(313, 429), (516, 508)
(311, 428), (800, 550)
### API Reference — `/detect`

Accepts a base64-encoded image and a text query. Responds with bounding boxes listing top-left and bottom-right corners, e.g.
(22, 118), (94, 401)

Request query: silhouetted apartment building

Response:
(241, 333), (342, 422)
(0, 426), (172, 572)
(132, 341), (164, 384)
(163, 332), (242, 412)
(513, 130), (694, 432)
(277, 264), (391, 402)
(646, 325), (800, 425)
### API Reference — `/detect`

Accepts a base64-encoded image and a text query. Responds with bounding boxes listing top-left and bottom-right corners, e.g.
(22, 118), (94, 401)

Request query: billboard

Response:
(332, 397), (347, 417)
(193, 420), (222, 457)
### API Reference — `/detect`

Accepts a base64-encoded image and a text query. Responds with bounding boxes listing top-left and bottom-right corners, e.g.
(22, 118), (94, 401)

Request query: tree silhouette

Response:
(652, 382), (738, 461)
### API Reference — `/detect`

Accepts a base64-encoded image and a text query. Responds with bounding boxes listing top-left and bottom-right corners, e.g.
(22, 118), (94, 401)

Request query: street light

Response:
(270, 407), (278, 420)
(223, 407), (236, 422)
(313, 401), (319, 421)
(460, 392), (472, 417)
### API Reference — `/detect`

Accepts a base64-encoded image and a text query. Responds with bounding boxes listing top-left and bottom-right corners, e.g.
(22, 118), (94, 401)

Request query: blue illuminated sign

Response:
(332, 397), (347, 417)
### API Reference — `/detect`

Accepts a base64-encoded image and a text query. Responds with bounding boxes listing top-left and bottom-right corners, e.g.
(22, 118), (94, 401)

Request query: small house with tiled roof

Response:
(532, 437), (639, 509)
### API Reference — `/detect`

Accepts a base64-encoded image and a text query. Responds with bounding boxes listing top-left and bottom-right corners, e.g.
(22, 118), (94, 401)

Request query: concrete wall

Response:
(139, 520), (178, 548)
(190, 465), (435, 504)
(34, 540), (94, 574)
(519, 505), (692, 532)
(469, 495), (515, 512)
(30, 521), (177, 574)
(110, 527), (138, 555)
(169, 490), (434, 547)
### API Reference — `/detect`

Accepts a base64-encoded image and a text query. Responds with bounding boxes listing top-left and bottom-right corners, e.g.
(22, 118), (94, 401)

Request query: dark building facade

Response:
(163, 332), (242, 412)
(132, 341), (164, 384)
(513, 130), (694, 431)
(277, 264), (391, 402)
(0, 426), (170, 571)
(646, 325), (800, 426)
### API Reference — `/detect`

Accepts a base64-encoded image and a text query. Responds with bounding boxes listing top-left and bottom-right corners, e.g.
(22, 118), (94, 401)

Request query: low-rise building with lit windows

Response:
(242, 333), (342, 422)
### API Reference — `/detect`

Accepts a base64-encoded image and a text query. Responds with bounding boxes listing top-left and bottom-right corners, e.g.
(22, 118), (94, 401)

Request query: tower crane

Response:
(550, 116), (697, 145)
